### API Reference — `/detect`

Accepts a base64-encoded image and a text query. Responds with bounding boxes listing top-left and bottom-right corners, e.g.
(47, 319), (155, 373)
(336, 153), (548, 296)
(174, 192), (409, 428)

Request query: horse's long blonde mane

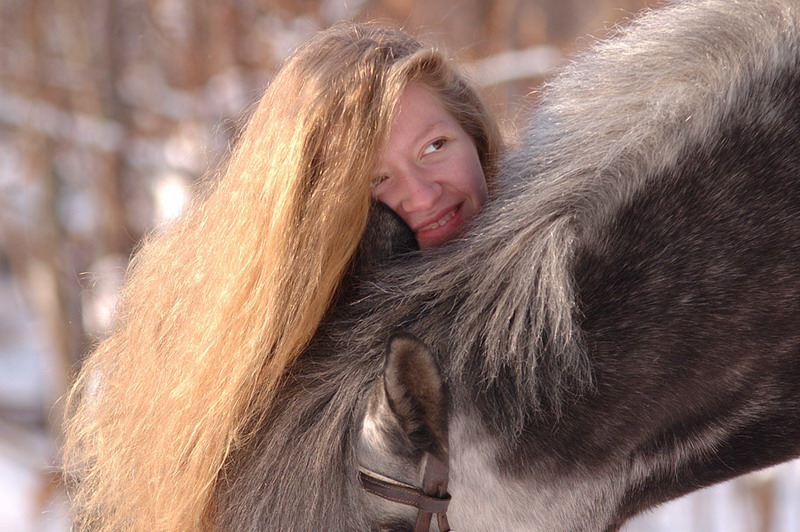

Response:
(62, 22), (501, 532)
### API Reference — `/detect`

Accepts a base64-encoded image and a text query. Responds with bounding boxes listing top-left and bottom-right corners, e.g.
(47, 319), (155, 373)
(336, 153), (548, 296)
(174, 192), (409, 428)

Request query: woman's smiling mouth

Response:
(417, 206), (458, 232)
(414, 204), (464, 247)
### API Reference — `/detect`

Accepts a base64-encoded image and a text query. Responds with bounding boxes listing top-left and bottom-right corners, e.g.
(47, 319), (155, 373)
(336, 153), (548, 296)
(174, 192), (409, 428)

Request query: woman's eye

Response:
(422, 138), (447, 155)
(370, 174), (389, 188)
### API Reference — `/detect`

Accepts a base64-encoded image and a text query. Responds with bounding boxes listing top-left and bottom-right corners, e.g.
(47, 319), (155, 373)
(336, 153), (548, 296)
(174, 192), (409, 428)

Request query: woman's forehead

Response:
(388, 85), (460, 143)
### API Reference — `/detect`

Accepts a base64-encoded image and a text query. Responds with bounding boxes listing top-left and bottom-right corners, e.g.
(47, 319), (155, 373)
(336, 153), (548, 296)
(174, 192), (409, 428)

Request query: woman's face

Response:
(371, 84), (488, 249)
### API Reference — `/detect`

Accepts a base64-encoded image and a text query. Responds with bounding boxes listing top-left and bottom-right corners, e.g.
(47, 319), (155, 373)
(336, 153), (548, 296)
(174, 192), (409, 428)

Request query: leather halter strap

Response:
(359, 453), (452, 531)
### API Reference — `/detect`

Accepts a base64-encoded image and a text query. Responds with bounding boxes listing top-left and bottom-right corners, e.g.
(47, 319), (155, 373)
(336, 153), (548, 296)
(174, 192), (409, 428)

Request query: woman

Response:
(64, 21), (502, 531)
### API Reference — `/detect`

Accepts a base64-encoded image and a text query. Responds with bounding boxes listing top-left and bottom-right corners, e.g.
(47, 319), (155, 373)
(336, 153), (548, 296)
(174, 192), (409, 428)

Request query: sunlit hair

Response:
(63, 21), (501, 532)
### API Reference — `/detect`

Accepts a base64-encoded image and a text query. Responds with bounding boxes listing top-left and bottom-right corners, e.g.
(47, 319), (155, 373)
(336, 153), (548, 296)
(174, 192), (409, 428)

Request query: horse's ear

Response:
(383, 332), (448, 457)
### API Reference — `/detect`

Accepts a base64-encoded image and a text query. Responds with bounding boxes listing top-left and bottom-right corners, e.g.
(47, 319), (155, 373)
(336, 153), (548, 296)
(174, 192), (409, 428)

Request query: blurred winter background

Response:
(1, 0), (798, 530)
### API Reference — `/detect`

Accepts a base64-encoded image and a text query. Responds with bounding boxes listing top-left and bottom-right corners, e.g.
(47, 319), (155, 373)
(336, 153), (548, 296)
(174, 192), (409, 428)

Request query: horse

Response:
(213, 0), (800, 529)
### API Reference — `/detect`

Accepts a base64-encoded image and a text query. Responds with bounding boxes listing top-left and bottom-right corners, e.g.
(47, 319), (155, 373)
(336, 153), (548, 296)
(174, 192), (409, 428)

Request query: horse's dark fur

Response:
(215, 1), (800, 530)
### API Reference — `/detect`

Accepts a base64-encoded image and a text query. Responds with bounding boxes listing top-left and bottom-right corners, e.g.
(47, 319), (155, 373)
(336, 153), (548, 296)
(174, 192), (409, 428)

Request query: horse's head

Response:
(356, 332), (452, 532)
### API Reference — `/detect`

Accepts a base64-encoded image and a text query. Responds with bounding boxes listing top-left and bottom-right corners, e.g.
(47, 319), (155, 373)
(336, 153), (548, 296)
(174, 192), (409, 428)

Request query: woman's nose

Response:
(400, 172), (442, 213)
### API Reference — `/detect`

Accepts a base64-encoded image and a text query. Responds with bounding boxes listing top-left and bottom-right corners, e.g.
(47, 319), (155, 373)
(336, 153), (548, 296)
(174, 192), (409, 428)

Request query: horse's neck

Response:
(447, 413), (625, 532)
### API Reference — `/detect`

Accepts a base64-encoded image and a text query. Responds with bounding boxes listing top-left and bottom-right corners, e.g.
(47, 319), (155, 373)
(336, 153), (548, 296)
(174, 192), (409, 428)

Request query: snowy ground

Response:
(0, 273), (69, 531)
(1, 270), (798, 530)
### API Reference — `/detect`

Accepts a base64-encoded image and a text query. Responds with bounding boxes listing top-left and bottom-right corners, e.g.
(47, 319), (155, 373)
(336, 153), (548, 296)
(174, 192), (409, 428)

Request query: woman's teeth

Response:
(420, 208), (456, 232)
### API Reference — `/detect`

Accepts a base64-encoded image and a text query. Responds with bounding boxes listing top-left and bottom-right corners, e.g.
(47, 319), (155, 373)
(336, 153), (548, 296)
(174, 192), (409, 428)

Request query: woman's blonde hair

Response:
(63, 21), (501, 531)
